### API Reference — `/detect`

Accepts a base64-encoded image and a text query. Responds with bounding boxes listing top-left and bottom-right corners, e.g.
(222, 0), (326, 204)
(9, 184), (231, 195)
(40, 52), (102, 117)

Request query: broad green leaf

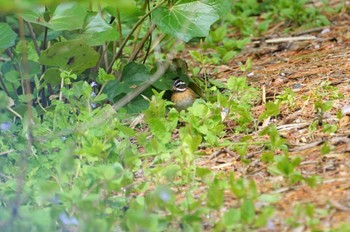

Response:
(152, 1), (219, 42)
(207, 178), (224, 209)
(195, 167), (212, 178)
(276, 156), (295, 176)
(223, 208), (240, 227)
(126, 209), (158, 231)
(105, 62), (149, 98)
(0, 91), (9, 109)
(0, 23), (17, 49)
(49, 2), (87, 31)
(19, 6), (47, 26)
(125, 95), (150, 114)
(148, 118), (171, 143)
(80, 12), (119, 46)
(21, 3), (87, 31)
(39, 40), (99, 74)
(202, 0), (232, 15)
(241, 198), (255, 224)
(41, 68), (61, 87)
(122, 62), (151, 86)
(255, 206), (275, 227)
(258, 101), (280, 121)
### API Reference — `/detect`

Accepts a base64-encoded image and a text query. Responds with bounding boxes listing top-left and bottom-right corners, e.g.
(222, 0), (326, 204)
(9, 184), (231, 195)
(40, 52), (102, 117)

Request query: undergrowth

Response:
(0, 0), (346, 231)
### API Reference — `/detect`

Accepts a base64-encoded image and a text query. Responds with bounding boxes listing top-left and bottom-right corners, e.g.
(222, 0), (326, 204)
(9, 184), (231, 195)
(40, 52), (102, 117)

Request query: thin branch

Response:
(25, 21), (41, 56)
(0, 73), (10, 96)
(143, 0), (153, 64)
(116, 9), (123, 46)
(18, 15), (33, 138)
(128, 24), (156, 62)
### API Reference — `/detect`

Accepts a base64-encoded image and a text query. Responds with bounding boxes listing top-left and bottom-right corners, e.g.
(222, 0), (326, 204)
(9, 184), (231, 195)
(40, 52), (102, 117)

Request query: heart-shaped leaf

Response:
(39, 40), (99, 74)
(79, 13), (119, 46)
(152, 1), (220, 42)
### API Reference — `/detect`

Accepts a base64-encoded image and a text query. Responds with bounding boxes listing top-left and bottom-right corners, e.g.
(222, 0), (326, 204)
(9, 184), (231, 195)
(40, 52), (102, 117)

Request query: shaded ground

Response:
(180, 8), (350, 231)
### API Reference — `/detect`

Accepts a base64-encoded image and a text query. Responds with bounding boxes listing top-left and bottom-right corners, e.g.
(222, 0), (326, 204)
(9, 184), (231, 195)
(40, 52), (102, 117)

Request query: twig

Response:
(209, 148), (236, 160)
(330, 199), (350, 211)
(25, 21), (41, 56)
(211, 162), (235, 170)
(116, 9), (123, 46)
(143, 0), (153, 64)
(0, 149), (15, 156)
(277, 122), (309, 131)
(289, 140), (324, 152)
(291, 26), (329, 36)
(265, 35), (316, 44)
(0, 73), (10, 96)
(7, 106), (23, 120)
(262, 84), (266, 104)
(128, 24), (156, 62)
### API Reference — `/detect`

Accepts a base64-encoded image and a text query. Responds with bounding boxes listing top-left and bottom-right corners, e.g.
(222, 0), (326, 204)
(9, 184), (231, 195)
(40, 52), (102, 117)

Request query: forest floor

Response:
(179, 9), (350, 231)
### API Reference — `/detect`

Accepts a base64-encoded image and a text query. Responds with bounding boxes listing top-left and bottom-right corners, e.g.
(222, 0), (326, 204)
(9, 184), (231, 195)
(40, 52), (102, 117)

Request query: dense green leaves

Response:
(0, 23), (17, 49)
(0, 0), (334, 231)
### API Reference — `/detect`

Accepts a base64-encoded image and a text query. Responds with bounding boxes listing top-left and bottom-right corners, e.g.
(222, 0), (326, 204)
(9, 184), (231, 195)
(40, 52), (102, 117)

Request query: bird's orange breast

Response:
(171, 88), (196, 111)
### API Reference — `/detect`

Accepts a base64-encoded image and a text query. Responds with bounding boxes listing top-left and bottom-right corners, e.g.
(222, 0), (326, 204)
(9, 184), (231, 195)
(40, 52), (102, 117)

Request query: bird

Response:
(171, 79), (197, 111)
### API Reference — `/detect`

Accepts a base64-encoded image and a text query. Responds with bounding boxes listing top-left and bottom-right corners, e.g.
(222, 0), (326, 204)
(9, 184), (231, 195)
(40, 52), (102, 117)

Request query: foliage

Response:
(0, 0), (339, 231)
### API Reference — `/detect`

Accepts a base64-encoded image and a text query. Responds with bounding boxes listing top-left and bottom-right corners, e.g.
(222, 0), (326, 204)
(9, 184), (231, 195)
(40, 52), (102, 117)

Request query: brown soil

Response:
(180, 7), (350, 231)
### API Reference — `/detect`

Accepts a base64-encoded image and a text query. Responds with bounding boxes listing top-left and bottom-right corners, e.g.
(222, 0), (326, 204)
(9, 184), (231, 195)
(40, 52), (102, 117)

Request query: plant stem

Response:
(143, 0), (153, 64)
(25, 21), (41, 56)
(0, 73), (10, 96)
(107, 0), (167, 73)
(128, 24), (156, 62)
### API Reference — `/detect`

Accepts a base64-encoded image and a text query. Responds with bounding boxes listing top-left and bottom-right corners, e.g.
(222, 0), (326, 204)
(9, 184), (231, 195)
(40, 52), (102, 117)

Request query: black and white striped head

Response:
(172, 79), (187, 92)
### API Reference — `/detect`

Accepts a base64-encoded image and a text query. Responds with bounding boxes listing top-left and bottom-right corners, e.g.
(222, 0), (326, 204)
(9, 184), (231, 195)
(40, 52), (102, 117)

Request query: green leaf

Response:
(226, 76), (247, 92)
(241, 198), (255, 224)
(314, 100), (333, 113)
(122, 62), (151, 86)
(152, 1), (220, 42)
(207, 178), (224, 209)
(195, 167), (212, 178)
(20, 6), (47, 27)
(202, 0), (233, 15)
(21, 3), (87, 31)
(0, 91), (9, 109)
(222, 208), (240, 227)
(258, 101), (280, 121)
(126, 209), (159, 231)
(276, 156), (296, 176)
(230, 178), (247, 199)
(261, 151), (274, 163)
(49, 3), (87, 30)
(148, 118), (171, 143)
(162, 165), (180, 181)
(255, 206), (275, 227)
(41, 68), (61, 88)
(0, 23), (17, 49)
(97, 68), (115, 84)
(320, 142), (331, 155)
(80, 12), (119, 46)
(39, 40), (99, 74)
